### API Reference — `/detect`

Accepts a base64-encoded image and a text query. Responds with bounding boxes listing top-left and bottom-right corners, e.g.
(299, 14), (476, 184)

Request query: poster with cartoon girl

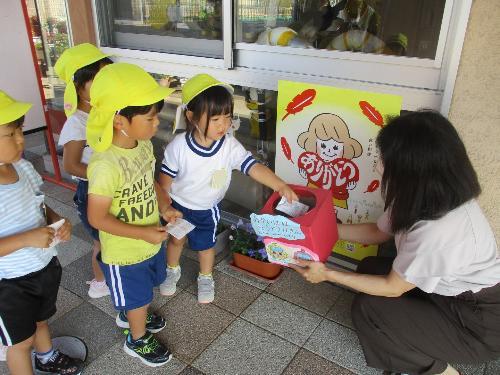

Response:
(275, 80), (402, 263)
(297, 113), (362, 209)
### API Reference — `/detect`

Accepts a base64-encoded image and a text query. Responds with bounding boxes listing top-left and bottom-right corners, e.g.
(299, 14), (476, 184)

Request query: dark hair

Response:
(184, 85), (233, 137)
(73, 57), (113, 101)
(13, 115), (25, 127)
(376, 110), (481, 233)
(118, 100), (165, 122)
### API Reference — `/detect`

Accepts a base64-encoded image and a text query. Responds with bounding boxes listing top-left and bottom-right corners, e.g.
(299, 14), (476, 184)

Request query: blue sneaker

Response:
(123, 332), (172, 367)
(116, 311), (166, 333)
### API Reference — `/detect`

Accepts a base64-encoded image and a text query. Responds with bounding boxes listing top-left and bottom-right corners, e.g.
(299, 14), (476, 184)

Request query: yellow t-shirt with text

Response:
(88, 140), (160, 265)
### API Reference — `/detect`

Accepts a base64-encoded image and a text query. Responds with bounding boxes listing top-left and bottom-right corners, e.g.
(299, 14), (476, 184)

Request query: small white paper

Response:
(47, 219), (65, 248)
(165, 218), (195, 240)
(275, 197), (309, 218)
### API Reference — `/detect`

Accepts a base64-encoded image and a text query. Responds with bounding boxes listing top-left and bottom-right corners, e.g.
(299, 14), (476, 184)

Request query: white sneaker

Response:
(197, 275), (215, 304)
(0, 344), (6, 361)
(86, 279), (110, 298)
(160, 266), (181, 296)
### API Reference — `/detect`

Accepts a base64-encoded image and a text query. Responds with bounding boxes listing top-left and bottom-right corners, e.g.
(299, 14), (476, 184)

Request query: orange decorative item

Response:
(359, 100), (384, 127)
(231, 253), (282, 280)
(282, 88), (316, 121)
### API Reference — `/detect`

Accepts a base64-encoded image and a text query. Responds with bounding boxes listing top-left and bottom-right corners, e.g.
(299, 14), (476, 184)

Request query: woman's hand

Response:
(278, 184), (299, 203)
(290, 259), (330, 283)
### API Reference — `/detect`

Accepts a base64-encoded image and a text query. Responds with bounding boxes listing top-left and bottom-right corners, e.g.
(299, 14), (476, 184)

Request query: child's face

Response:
(0, 123), (24, 164)
(316, 138), (344, 162)
(198, 112), (232, 142)
(126, 106), (160, 141)
(77, 79), (93, 104)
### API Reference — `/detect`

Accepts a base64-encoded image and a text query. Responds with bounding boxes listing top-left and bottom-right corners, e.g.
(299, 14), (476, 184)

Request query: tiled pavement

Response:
(1, 179), (499, 374)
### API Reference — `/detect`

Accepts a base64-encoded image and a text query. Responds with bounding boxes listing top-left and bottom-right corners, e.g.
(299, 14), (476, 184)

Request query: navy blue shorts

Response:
(171, 200), (220, 251)
(74, 180), (99, 241)
(98, 246), (166, 311)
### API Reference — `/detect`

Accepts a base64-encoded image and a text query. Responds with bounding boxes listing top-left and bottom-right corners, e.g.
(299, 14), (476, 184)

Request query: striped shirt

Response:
(0, 159), (56, 280)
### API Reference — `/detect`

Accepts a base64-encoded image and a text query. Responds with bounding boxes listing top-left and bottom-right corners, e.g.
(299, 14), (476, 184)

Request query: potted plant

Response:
(229, 221), (282, 280)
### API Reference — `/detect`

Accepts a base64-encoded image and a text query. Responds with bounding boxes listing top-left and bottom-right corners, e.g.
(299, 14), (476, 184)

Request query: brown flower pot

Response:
(232, 252), (282, 280)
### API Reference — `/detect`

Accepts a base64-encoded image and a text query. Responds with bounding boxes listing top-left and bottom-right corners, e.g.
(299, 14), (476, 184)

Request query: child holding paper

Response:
(86, 63), (181, 367)
(0, 90), (83, 374)
(158, 74), (298, 303)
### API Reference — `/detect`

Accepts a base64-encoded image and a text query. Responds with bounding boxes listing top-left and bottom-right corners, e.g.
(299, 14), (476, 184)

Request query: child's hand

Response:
(161, 206), (182, 224)
(277, 184), (299, 203)
(25, 227), (56, 248)
(57, 218), (72, 242)
(142, 226), (168, 244)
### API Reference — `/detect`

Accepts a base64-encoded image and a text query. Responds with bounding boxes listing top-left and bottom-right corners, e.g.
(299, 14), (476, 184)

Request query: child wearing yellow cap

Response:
(158, 74), (298, 303)
(85, 63), (181, 367)
(55, 43), (113, 299)
(0, 90), (83, 374)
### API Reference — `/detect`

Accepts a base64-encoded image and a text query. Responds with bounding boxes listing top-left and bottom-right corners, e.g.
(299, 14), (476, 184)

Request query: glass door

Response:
(95, 0), (224, 58)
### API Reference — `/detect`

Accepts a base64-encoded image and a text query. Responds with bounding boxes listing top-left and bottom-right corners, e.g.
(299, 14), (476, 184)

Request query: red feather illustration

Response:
(364, 179), (380, 193)
(359, 101), (384, 127)
(282, 89), (316, 121)
(280, 137), (294, 164)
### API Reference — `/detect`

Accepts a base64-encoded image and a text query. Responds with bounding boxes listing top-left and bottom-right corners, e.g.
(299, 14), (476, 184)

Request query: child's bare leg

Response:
(127, 305), (148, 340)
(33, 320), (52, 353)
(6, 335), (34, 375)
(198, 248), (215, 275)
(91, 240), (104, 281)
(160, 236), (187, 296)
(166, 236), (185, 267)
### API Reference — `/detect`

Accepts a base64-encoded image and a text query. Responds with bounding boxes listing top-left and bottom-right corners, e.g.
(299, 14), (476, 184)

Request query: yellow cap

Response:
(54, 43), (110, 117)
(182, 74), (233, 106)
(87, 63), (175, 152)
(0, 91), (32, 126)
(174, 74), (233, 132)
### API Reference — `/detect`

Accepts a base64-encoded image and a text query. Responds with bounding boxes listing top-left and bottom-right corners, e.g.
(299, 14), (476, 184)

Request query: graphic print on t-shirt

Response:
(114, 147), (157, 224)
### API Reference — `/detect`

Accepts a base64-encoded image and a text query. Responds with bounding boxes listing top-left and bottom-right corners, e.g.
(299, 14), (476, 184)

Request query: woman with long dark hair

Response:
(292, 111), (500, 375)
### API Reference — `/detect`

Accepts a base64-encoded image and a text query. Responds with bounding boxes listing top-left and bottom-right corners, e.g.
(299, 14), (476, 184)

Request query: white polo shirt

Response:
(378, 200), (500, 296)
(58, 110), (92, 180)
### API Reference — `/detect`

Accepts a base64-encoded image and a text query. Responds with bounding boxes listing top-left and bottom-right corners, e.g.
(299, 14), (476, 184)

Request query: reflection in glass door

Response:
(96, 0), (224, 58)
(236, 0), (446, 60)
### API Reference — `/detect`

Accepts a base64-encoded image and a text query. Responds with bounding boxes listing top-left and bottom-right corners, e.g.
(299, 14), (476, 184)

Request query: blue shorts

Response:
(171, 200), (220, 251)
(73, 180), (99, 241)
(98, 246), (166, 311)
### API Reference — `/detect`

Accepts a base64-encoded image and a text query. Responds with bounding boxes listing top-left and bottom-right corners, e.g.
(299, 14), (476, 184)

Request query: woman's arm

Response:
(338, 223), (392, 245)
(291, 260), (415, 297)
(248, 163), (298, 202)
(62, 141), (87, 179)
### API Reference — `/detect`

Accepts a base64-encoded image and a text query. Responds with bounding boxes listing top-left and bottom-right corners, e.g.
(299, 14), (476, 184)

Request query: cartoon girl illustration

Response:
(297, 113), (363, 209)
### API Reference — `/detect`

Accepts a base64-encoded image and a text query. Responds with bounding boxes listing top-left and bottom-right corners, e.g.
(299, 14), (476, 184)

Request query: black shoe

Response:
(34, 350), (84, 374)
(116, 310), (166, 333)
(123, 332), (172, 367)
